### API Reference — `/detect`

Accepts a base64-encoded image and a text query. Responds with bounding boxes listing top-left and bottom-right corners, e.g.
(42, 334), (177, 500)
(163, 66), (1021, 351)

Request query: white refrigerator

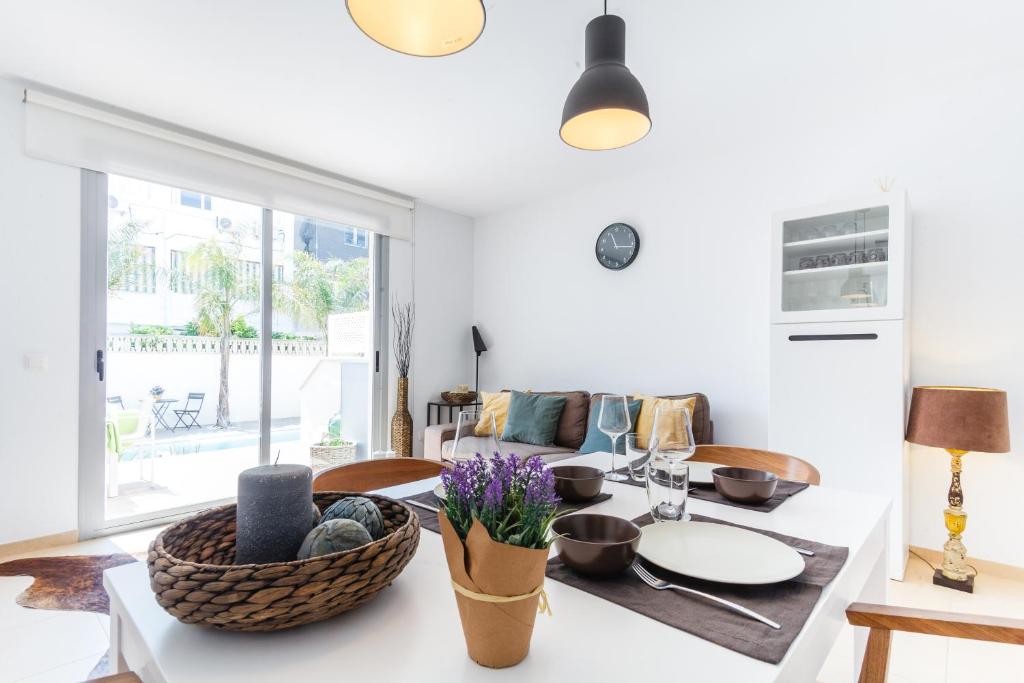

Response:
(769, 192), (911, 580)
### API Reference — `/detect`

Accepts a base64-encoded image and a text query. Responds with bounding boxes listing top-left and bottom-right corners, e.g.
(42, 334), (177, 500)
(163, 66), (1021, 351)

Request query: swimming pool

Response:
(122, 428), (300, 460)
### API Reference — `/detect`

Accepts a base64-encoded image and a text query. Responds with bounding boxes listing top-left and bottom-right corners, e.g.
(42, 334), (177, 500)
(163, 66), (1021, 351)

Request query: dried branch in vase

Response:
(391, 299), (414, 378)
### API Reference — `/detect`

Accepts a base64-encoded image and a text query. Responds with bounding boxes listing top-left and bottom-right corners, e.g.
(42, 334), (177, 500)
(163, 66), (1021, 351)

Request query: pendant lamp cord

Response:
(604, 0), (608, 14)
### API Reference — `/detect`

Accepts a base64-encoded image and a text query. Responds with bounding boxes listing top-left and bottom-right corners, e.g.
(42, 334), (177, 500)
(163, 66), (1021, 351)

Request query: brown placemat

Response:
(613, 468), (809, 512)
(402, 491), (614, 535)
(546, 513), (848, 664)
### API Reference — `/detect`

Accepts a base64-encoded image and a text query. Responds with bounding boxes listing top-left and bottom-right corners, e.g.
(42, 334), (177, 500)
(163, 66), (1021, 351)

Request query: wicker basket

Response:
(310, 442), (357, 468)
(147, 492), (421, 632)
(441, 390), (478, 405)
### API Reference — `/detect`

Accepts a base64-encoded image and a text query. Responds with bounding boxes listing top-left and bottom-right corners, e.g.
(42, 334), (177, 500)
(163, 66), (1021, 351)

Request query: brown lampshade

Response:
(906, 386), (1010, 453)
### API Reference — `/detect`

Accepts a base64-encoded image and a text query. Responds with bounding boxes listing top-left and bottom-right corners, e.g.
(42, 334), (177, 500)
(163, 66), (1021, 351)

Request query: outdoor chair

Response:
(172, 392), (204, 431)
(105, 408), (156, 496)
(107, 395), (125, 410)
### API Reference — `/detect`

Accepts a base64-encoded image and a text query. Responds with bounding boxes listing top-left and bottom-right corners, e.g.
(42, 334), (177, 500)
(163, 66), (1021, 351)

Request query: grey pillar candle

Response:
(235, 464), (315, 565)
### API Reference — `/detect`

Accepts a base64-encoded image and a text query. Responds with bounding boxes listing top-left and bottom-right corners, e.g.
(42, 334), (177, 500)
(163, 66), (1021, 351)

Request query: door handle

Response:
(96, 349), (105, 381)
(788, 333), (878, 341)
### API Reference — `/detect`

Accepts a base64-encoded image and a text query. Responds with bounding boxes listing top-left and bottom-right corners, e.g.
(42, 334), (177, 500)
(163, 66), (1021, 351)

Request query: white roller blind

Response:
(23, 89), (413, 240)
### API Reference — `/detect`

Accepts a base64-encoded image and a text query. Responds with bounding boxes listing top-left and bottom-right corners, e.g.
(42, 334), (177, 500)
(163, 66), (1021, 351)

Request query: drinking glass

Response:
(598, 395), (631, 481)
(445, 409), (499, 463)
(646, 457), (689, 522)
(624, 433), (650, 482)
(647, 404), (696, 462)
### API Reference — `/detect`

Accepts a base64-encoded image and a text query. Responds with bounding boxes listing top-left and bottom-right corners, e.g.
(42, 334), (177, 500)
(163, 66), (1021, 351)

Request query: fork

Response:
(631, 559), (781, 630)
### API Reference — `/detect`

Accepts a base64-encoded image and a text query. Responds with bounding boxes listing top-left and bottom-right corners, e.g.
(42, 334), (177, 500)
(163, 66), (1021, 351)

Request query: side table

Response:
(426, 400), (482, 426)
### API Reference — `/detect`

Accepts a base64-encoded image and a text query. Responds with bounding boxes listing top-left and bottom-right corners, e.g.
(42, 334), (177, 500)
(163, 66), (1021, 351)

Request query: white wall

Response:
(387, 203), (475, 457)
(106, 351), (320, 425)
(0, 78), (81, 544)
(473, 4), (1024, 567)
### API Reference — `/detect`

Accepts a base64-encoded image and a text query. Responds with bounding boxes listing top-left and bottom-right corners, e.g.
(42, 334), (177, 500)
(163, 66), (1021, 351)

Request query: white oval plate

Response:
(433, 482), (446, 500)
(684, 461), (726, 485)
(638, 521), (805, 585)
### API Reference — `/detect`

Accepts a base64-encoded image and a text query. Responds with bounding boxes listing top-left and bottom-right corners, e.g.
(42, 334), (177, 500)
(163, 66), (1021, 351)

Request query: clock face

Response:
(595, 223), (640, 270)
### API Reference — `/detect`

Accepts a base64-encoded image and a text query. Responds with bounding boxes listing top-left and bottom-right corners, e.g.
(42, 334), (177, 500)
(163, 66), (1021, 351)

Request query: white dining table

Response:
(103, 452), (889, 682)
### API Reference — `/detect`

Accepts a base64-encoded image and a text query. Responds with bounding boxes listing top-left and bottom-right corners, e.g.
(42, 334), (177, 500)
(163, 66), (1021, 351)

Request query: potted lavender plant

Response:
(437, 454), (559, 668)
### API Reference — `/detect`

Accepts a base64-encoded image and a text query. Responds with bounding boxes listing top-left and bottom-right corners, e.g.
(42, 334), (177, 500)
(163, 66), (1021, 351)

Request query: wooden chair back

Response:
(313, 459), (446, 493)
(690, 444), (821, 485)
(847, 602), (1024, 682)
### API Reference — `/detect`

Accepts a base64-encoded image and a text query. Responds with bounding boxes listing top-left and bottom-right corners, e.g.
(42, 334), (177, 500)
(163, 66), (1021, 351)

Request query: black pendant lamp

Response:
(560, 3), (651, 150)
(346, 0), (486, 57)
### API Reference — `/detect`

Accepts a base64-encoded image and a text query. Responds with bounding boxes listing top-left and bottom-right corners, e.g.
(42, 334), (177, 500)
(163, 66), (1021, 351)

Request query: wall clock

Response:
(595, 223), (640, 270)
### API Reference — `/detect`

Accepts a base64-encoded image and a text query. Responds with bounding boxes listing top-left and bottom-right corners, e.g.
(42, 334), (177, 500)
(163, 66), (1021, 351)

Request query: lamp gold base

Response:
(937, 449), (976, 587)
(933, 568), (974, 593)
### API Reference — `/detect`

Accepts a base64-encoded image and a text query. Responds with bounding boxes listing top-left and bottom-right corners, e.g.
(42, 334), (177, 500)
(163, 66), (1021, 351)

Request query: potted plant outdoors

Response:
(438, 454), (559, 668)
(310, 433), (357, 469)
(149, 385), (165, 401)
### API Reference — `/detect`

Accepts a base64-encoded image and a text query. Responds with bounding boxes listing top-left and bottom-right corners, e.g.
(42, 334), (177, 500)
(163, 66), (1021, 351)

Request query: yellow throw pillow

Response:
(474, 391), (511, 437)
(634, 394), (697, 449)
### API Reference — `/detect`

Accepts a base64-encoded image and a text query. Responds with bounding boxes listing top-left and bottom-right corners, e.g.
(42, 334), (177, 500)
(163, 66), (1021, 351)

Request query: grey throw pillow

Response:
(500, 391), (568, 447)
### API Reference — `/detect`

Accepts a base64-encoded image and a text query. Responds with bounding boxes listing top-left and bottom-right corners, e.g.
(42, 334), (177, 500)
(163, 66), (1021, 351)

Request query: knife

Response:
(406, 498), (439, 514)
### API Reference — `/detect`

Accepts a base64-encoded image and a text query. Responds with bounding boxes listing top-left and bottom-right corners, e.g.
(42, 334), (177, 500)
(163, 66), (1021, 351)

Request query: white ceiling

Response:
(0, 0), (877, 217)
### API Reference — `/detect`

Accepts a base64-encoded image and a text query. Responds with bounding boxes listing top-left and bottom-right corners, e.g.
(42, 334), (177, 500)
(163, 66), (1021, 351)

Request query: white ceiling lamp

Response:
(346, 0), (486, 57)
(560, 1), (651, 150)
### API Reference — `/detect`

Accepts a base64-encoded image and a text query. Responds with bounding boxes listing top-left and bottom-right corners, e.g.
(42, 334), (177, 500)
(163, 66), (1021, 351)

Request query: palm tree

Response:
(107, 218), (151, 293)
(288, 251), (370, 342)
(188, 237), (259, 428)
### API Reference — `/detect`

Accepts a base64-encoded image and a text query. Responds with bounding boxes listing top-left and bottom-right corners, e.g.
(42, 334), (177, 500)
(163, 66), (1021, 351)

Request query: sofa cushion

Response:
(501, 391), (567, 446)
(578, 398), (643, 454)
(441, 438), (574, 462)
(591, 392), (712, 445)
(538, 390), (591, 449)
(474, 391), (511, 437)
(634, 394), (697, 449)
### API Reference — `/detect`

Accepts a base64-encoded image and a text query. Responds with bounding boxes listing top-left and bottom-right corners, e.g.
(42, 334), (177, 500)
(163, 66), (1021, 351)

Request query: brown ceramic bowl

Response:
(550, 465), (605, 503)
(551, 514), (642, 577)
(712, 467), (779, 504)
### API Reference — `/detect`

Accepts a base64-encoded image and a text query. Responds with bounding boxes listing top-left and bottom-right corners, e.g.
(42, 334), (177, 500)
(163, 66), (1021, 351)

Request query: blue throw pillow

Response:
(500, 391), (568, 446)
(578, 399), (643, 454)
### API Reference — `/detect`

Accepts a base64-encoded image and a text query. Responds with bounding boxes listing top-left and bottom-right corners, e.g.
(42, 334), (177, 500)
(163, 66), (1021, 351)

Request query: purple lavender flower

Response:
(442, 452), (559, 549)
(482, 475), (504, 509)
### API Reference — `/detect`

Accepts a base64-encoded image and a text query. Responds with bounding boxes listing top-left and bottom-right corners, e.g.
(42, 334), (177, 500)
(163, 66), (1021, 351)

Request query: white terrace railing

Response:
(107, 334), (327, 356)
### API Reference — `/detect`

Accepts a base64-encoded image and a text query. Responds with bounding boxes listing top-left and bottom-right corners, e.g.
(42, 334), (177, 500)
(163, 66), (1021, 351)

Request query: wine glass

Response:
(647, 404), (696, 462)
(598, 395), (631, 481)
(646, 457), (689, 522)
(445, 409), (500, 463)
(624, 433), (650, 482)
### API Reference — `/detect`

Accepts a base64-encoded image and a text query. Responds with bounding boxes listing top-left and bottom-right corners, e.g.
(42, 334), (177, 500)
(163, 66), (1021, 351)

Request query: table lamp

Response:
(905, 386), (1010, 592)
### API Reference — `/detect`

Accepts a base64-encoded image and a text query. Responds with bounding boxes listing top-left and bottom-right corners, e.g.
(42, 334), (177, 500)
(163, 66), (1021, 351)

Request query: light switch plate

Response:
(24, 353), (48, 371)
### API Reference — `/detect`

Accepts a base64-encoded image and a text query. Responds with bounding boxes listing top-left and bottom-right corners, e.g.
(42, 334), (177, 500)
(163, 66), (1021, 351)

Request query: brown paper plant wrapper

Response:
(438, 510), (551, 668)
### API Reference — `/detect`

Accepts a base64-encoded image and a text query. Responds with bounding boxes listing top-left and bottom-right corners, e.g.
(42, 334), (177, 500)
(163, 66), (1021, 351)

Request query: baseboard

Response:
(0, 530), (79, 560)
(910, 545), (1024, 582)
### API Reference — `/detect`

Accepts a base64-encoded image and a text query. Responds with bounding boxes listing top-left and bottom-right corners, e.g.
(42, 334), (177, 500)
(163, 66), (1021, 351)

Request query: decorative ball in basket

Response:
(146, 492), (420, 632)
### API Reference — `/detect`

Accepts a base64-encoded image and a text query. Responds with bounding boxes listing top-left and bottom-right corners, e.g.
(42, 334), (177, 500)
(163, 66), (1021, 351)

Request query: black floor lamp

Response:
(472, 326), (487, 395)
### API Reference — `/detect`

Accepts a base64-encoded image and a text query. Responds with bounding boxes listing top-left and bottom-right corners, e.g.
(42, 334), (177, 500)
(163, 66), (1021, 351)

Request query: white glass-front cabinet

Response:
(771, 192), (909, 323)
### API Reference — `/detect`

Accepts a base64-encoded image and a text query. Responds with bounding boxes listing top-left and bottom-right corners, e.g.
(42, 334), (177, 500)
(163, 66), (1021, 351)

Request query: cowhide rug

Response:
(0, 553), (138, 613)
(0, 553), (139, 679)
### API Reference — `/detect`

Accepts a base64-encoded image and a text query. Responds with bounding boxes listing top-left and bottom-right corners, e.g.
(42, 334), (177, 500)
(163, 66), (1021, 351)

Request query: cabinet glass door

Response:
(781, 205), (889, 313)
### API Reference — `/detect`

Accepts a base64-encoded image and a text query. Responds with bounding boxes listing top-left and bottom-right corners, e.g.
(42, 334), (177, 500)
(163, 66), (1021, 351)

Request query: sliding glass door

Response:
(79, 172), (385, 536)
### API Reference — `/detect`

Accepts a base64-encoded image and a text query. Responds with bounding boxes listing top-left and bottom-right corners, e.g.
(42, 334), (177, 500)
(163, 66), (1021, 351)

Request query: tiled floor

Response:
(1, 532), (1022, 682)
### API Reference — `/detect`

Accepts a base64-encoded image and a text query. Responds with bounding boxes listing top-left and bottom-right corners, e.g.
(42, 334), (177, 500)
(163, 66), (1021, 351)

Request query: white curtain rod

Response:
(23, 88), (414, 211)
